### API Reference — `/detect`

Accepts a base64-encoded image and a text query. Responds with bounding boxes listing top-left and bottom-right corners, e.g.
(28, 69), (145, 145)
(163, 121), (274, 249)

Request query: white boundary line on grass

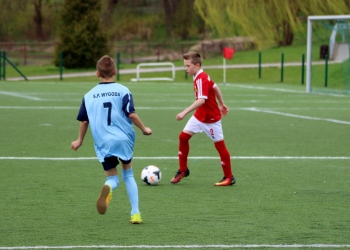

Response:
(2, 106), (350, 110)
(1, 156), (350, 160)
(1, 106), (350, 125)
(0, 91), (42, 100)
(228, 84), (349, 97)
(243, 107), (350, 125)
(228, 83), (305, 93)
(1, 244), (350, 249)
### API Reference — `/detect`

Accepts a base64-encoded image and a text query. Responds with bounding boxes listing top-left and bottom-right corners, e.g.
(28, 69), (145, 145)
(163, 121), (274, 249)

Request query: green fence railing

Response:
(0, 51), (28, 81)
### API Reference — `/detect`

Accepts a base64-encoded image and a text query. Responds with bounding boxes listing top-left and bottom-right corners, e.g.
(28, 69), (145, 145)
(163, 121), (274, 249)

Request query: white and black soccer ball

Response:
(141, 165), (162, 185)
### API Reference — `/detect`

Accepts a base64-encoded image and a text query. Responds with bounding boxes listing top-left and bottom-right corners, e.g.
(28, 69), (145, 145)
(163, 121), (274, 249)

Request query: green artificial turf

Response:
(0, 81), (349, 250)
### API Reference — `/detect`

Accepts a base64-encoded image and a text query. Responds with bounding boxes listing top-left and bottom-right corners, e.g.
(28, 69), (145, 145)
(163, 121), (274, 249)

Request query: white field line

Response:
(0, 106), (187, 110)
(244, 107), (350, 125)
(1, 244), (350, 249)
(0, 106), (78, 109)
(1, 156), (350, 160)
(0, 91), (41, 100)
(1, 106), (350, 111)
(1, 105), (350, 125)
(4, 98), (350, 103)
(227, 84), (350, 97)
(227, 83), (305, 94)
(1, 83), (349, 101)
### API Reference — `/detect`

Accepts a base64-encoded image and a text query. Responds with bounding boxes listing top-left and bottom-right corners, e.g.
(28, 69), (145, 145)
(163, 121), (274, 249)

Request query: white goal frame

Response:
(306, 15), (350, 93)
(130, 62), (175, 82)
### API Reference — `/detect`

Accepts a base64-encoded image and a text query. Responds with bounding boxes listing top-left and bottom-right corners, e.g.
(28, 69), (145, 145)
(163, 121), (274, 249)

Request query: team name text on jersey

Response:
(93, 92), (121, 98)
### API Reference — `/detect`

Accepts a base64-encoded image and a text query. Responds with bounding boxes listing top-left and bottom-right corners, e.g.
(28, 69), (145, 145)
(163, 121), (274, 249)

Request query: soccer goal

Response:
(130, 62), (175, 82)
(306, 15), (350, 94)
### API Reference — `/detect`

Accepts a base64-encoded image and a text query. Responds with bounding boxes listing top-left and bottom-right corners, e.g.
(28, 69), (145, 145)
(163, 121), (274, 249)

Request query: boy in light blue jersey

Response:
(71, 55), (152, 224)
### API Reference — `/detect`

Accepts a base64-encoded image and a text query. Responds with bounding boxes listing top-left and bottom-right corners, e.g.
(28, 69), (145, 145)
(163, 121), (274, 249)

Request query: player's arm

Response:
(71, 120), (89, 151)
(176, 98), (205, 121)
(123, 93), (152, 135)
(71, 98), (89, 151)
(214, 84), (229, 116)
(129, 113), (152, 135)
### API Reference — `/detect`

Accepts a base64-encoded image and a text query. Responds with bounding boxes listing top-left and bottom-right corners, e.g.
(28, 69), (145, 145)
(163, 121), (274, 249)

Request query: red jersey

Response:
(193, 70), (221, 123)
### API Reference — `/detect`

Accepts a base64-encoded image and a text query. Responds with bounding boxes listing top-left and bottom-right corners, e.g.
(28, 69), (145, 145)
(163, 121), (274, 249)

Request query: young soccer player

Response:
(71, 55), (152, 224)
(171, 51), (235, 186)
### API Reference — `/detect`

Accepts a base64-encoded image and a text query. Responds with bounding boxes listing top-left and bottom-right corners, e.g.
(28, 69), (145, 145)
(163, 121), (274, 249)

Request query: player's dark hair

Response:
(97, 55), (116, 78)
(183, 52), (202, 66)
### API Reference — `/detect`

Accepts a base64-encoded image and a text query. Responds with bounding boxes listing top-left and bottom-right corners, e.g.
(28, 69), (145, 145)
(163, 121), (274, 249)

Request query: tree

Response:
(194, 0), (350, 47)
(101, 0), (119, 29)
(0, 0), (62, 41)
(171, 0), (194, 40)
(0, 0), (30, 40)
(162, 0), (205, 40)
(33, 0), (44, 41)
(162, 0), (174, 37)
(54, 0), (108, 68)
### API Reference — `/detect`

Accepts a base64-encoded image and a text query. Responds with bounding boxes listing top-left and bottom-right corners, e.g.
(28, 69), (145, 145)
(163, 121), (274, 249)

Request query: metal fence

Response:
(0, 39), (256, 66)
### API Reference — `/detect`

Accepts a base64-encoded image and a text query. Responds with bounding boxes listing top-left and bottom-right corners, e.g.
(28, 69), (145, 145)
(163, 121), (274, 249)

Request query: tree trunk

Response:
(279, 21), (294, 46)
(102, 0), (119, 28)
(33, 0), (44, 41)
(162, 0), (173, 38)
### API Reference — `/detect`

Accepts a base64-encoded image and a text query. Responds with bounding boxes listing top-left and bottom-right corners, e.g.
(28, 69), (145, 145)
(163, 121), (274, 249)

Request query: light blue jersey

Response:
(77, 82), (136, 162)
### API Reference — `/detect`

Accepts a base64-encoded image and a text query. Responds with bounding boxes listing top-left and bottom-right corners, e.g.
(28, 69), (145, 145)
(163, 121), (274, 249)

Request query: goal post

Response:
(306, 15), (350, 94)
(130, 62), (175, 82)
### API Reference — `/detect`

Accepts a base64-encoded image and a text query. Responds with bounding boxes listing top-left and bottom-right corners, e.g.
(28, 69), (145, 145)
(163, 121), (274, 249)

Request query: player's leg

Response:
(213, 139), (235, 186)
(202, 121), (235, 186)
(178, 131), (192, 171)
(171, 117), (199, 184)
(96, 157), (120, 214)
(121, 159), (142, 224)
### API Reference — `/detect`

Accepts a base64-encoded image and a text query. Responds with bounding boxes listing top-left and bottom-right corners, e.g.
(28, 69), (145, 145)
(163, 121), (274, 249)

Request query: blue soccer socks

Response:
(105, 175), (119, 190)
(122, 168), (140, 215)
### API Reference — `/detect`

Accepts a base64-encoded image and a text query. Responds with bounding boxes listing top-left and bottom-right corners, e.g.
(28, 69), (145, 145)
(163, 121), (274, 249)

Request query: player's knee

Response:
(122, 168), (134, 181)
(179, 132), (192, 142)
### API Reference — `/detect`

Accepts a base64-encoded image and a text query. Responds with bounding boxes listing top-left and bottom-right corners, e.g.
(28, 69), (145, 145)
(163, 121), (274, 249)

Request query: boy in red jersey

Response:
(171, 51), (235, 186)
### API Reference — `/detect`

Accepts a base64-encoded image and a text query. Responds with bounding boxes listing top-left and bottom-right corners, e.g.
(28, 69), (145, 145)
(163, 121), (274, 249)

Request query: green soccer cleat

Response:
(96, 184), (112, 214)
(130, 213), (142, 224)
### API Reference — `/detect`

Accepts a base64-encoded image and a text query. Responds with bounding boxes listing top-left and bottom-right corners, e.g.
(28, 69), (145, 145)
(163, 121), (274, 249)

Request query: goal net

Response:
(130, 62), (175, 82)
(306, 15), (350, 94)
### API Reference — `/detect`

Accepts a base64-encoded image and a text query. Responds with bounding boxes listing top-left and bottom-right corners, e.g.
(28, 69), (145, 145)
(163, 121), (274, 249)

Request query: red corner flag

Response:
(223, 47), (235, 59)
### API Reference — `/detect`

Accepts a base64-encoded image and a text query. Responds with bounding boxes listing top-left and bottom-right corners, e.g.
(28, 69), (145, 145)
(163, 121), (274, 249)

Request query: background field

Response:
(5, 42), (349, 95)
(0, 79), (350, 250)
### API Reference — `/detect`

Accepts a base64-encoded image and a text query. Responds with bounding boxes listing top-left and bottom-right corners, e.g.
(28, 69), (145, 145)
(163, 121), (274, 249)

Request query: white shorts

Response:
(184, 116), (224, 142)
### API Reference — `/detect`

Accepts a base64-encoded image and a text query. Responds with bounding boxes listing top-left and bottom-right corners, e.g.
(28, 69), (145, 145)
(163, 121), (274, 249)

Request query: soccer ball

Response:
(141, 165), (161, 185)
